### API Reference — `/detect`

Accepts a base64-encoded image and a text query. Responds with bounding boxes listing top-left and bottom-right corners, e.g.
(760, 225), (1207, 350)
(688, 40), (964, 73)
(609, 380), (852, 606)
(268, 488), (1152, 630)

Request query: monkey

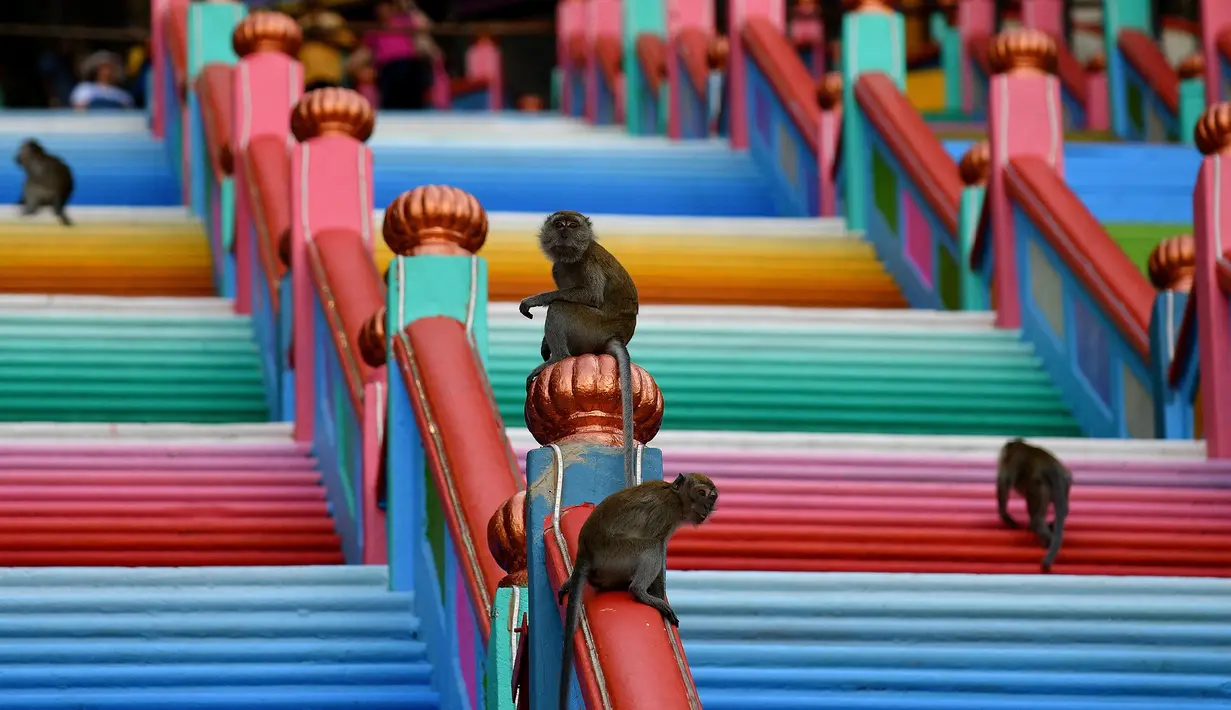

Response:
(14, 139), (74, 226)
(996, 437), (1072, 572)
(521, 210), (640, 488)
(557, 473), (718, 710)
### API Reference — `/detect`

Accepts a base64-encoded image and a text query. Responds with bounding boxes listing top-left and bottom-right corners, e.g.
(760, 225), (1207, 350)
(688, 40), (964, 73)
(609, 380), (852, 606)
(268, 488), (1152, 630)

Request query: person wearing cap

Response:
(70, 50), (134, 110)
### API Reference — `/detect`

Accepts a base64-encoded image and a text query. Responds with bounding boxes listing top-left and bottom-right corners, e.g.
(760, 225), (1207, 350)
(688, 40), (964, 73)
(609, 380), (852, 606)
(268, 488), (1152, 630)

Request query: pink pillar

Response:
(151, 0), (169, 137)
(1192, 114), (1231, 458)
(233, 53), (302, 316)
(817, 76), (841, 216)
(959, 0), (996, 113)
(1020, 0), (1063, 38)
(789, 10), (824, 79)
(1085, 60), (1110, 131)
(727, 0), (785, 149)
(586, 0), (621, 124)
(987, 53), (1064, 329)
(362, 379), (389, 563)
(1200, 0), (1231, 106)
(667, 0), (713, 139)
(290, 107), (376, 444)
(558, 0), (581, 115)
(466, 37), (504, 111)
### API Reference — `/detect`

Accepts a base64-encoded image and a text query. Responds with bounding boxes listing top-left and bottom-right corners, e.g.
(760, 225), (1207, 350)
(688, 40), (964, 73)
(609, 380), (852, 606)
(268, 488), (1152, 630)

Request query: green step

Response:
(0, 314), (268, 424)
(488, 321), (1083, 437)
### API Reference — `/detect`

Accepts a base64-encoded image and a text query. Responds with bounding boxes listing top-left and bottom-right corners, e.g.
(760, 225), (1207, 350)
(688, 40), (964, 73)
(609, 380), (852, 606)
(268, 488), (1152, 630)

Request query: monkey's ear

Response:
(671, 474), (687, 490)
(583, 215), (592, 226)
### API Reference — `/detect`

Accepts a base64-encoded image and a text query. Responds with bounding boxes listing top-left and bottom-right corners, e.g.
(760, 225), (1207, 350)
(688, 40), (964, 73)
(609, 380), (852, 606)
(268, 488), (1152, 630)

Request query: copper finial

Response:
(290, 87), (376, 143)
(358, 307), (387, 368)
(1195, 103), (1231, 156)
(1147, 235), (1196, 292)
(232, 10), (303, 58)
(988, 28), (1057, 75)
(958, 141), (990, 187)
(487, 491), (528, 587)
(524, 354), (665, 447)
(382, 185), (488, 256)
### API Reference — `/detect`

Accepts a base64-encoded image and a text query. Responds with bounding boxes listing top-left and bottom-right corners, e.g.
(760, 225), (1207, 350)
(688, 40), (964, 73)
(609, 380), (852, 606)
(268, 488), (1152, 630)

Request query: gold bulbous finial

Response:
(1147, 235), (1196, 292)
(358, 307), (387, 368)
(1177, 53), (1206, 81)
(816, 71), (843, 111)
(382, 185), (488, 256)
(487, 490), (528, 587)
(707, 36), (729, 72)
(988, 28), (1057, 75)
(1085, 52), (1106, 73)
(1195, 103), (1231, 156)
(842, 0), (897, 11)
(291, 88), (375, 143)
(524, 355), (665, 447)
(959, 141), (990, 187)
(232, 10), (303, 58)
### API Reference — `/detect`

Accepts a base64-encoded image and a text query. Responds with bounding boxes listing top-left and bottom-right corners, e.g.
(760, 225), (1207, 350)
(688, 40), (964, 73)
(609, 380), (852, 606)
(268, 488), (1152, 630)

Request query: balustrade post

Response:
(486, 492), (530, 710)
(186, 0), (245, 232)
(840, 0), (905, 232)
(957, 141), (989, 311)
(624, 0), (666, 134)
(726, 0), (783, 149)
(1147, 236), (1196, 439)
(1178, 55), (1207, 147)
(932, 0), (961, 115)
(985, 29), (1063, 329)
(1085, 53), (1110, 132)
(665, 0), (712, 140)
(289, 88), (376, 443)
(523, 355), (667, 708)
(957, 0), (995, 114)
(789, 0), (824, 78)
(1199, 0), (1231, 105)
(1191, 105), (1231, 458)
(1102, 0), (1152, 138)
(231, 11), (303, 317)
(816, 72), (842, 217)
(380, 184), (491, 592)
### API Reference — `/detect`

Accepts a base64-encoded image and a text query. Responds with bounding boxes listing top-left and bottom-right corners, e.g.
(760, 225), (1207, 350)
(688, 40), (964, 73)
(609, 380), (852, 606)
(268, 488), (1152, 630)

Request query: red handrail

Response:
(1118, 28), (1179, 114)
(676, 27), (711, 98)
(635, 33), (667, 94)
(243, 138), (293, 302)
(196, 64), (235, 181)
(741, 16), (819, 153)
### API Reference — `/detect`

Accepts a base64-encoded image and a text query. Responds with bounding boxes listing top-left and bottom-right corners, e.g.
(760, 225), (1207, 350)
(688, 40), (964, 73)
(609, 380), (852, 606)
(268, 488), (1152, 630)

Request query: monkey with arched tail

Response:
(557, 473), (718, 710)
(521, 210), (640, 488)
(997, 437), (1072, 572)
(15, 139), (74, 226)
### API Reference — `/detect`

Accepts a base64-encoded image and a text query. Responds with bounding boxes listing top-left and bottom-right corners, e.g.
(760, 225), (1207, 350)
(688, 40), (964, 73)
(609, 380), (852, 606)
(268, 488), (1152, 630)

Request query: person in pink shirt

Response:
(363, 1), (438, 109)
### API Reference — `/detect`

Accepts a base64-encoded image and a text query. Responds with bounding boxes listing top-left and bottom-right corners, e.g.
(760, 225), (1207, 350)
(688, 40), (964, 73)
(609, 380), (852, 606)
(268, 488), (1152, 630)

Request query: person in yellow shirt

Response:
(298, 0), (357, 90)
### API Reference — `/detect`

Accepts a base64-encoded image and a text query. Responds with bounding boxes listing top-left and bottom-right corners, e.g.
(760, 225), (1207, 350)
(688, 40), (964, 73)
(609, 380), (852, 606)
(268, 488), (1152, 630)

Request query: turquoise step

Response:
(0, 566), (439, 710)
(0, 312), (267, 423)
(488, 309), (1083, 437)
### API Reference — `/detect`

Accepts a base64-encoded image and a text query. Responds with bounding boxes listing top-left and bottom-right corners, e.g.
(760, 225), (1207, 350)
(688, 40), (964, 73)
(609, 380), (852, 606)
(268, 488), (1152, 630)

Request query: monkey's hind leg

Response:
(54, 203), (72, 226)
(1026, 495), (1053, 549)
(628, 545), (679, 627)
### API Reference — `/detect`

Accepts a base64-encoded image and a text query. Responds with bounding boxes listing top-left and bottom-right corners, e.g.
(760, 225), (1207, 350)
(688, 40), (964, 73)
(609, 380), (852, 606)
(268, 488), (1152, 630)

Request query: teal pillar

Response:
(624, 0), (667, 134)
(841, 9), (906, 232)
(186, 1), (245, 218)
(1178, 76), (1205, 145)
(487, 585), (529, 710)
(958, 185), (988, 311)
(1103, 0), (1152, 138)
(931, 12), (962, 116)
(390, 256), (490, 365)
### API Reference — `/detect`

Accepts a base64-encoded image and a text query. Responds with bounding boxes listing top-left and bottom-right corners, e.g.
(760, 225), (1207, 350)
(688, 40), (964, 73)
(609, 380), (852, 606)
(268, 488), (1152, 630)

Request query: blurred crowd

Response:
(27, 0), (442, 112)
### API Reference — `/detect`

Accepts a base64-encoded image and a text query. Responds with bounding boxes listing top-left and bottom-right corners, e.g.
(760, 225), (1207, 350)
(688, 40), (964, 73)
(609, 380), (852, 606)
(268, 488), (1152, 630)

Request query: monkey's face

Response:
(16, 140), (44, 168)
(674, 473), (718, 525)
(539, 210), (593, 263)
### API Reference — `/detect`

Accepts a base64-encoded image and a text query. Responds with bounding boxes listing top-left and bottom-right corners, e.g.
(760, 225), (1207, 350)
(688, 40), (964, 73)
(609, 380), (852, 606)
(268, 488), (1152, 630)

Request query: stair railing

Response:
(522, 356), (702, 710)
(380, 185), (525, 708)
(633, 33), (667, 135)
(972, 28), (1166, 441)
(156, 0), (190, 200)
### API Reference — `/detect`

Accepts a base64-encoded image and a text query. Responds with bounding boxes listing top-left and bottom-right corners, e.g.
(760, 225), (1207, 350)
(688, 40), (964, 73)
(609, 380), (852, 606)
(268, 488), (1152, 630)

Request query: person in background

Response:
(363, 0), (438, 110)
(125, 43), (152, 109)
(38, 39), (80, 108)
(298, 0), (357, 91)
(70, 51), (135, 110)
(345, 45), (381, 108)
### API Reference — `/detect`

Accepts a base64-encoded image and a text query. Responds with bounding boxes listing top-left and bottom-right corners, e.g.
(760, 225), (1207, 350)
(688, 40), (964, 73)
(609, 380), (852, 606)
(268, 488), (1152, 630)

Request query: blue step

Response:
(942, 141), (1199, 224)
(0, 566), (440, 710)
(671, 570), (1231, 709)
(0, 133), (180, 206)
(371, 143), (780, 216)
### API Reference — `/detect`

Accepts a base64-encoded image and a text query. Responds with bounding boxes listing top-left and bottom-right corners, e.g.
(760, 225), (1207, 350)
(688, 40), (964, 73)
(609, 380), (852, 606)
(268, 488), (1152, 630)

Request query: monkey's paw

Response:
(661, 609), (680, 627)
(518, 299), (536, 319)
(557, 585), (568, 605)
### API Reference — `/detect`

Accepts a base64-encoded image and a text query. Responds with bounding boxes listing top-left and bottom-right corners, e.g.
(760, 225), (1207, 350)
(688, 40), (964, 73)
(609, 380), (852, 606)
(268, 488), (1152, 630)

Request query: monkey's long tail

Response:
(559, 564), (588, 710)
(1042, 469), (1069, 571)
(606, 338), (635, 489)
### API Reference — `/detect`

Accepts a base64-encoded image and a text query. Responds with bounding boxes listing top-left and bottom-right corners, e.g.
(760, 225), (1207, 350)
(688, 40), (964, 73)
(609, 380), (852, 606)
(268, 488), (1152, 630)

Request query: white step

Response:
(0, 206), (196, 224)
(504, 428), (1209, 462)
(0, 295), (236, 318)
(0, 422), (293, 445)
(0, 114), (152, 135)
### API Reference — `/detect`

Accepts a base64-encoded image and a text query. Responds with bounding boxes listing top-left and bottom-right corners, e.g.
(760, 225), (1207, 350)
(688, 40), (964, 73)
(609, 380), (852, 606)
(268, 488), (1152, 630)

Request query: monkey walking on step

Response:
(520, 210), (640, 488)
(557, 473), (719, 710)
(15, 139), (74, 226)
(996, 437), (1072, 572)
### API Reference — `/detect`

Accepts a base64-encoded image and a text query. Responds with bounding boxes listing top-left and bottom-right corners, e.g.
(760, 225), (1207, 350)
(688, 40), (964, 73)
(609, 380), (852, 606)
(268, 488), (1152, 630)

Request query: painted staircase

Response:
(0, 566), (439, 709)
(491, 304), (1083, 436)
(0, 296), (266, 422)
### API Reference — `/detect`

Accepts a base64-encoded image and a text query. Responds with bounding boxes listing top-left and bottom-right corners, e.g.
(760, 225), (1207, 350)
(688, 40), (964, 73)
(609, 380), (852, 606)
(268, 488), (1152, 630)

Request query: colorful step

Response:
(0, 565), (438, 710)
(376, 214), (909, 308)
(490, 305), (1082, 436)
(671, 570), (1231, 710)
(510, 432), (1226, 576)
(0, 423), (340, 566)
(0, 296), (266, 423)
(0, 211), (212, 296)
